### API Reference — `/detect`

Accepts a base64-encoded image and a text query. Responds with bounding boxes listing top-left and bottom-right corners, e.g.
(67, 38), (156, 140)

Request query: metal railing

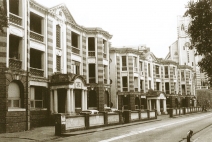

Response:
(165, 74), (169, 78)
(9, 13), (22, 26)
(89, 77), (96, 83)
(9, 58), (22, 69)
(30, 67), (44, 77)
(123, 87), (128, 91)
(104, 79), (107, 84)
(134, 67), (138, 72)
(88, 51), (95, 56)
(134, 88), (138, 91)
(122, 66), (127, 71)
(156, 74), (160, 78)
(72, 46), (80, 54)
(103, 53), (107, 58)
(30, 31), (44, 42)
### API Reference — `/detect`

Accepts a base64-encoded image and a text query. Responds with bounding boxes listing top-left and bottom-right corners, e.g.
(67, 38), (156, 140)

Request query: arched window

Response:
(8, 82), (21, 108)
(89, 90), (97, 107)
(181, 24), (185, 31)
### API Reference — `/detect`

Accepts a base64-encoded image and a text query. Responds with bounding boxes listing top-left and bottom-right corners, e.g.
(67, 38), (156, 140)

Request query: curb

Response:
(61, 118), (162, 136)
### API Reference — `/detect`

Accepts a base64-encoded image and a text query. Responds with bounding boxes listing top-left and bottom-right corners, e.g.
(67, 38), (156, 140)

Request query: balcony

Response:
(134, 67), (138, 72)
(9, 58), (22, 69)
(156, 74), (160, 78)
(89, 77), (96, 83)
(181, 77), (185, 81)
(9, 13), (22, 26)
(104, 79), (107, 84)
(134, 88), (138, 91)
(30, 31), (44, 42)
(30, 67), (44, 77)
(165, 74), (169, 78)
(140, 71), (144, 76)
(165, 90), (170, 94)
(123, 87), (128, 91)
(88, 51), (95, 57)
(140, 89), (144, 93)
(122, 66), (127, 71)
(103, 53), (107, 58)
(72, 46), (80, 55)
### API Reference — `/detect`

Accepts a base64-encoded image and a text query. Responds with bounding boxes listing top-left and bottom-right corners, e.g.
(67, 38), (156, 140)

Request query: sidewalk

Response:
(0, 113), (211, 142)
(0, 116), (166, 141)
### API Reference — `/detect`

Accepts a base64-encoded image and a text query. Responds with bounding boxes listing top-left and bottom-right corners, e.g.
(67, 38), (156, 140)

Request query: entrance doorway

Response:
(57, 89), (66, 113)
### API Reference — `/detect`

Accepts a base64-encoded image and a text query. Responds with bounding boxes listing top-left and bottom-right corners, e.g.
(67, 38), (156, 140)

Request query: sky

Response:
(35, 0), (189, 58)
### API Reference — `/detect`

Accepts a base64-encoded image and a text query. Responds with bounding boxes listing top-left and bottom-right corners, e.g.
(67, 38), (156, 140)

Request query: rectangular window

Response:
(72, 61), (80, 75)
(155, 65), (160, 77)
(122, 56), (127, 71)
(149, 80), (151, 89)
(89, 64), (96, 83)
(56, 25), (61, 48)
(148, 63), (151, 77)
(140, 80), (143, 92)
(156, 82), (160, 91)
(56, 55), (61, 72)
(134, 77), (138, 91)
(165, 66), (169, 78)
(181, 70), (185, 81)
(30, 86), (46, 108)
(165, 83), (169, 94)
(139, 61), (143, 71)
(122, 76), (128, 91)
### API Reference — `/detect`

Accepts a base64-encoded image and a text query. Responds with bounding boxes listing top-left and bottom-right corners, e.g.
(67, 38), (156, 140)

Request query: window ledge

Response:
(30, 108), (47, 111)
(8, 108), (26, 111)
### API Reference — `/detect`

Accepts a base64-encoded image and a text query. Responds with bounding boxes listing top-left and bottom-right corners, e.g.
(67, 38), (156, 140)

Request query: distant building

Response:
(110, 46), (196, 115)
(165, 16), (209, 90)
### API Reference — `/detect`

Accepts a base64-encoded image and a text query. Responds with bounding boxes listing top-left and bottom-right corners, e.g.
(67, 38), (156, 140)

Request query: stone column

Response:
(81, 89), (85, 110)
(156, 99), (161, 115)
(84, 90), (87, 110)
(54, 89), (58, 113)
(66, 88), (71, 113)
(70, 89), (74, 112)
(163, 99), (167, 114)
(50, 90), (53, 114)
(149, 100), (152, 110)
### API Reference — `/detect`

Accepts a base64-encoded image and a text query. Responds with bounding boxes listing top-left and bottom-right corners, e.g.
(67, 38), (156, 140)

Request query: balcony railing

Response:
(173, 75), (176, 79)
(134, 67), (138, 72)
(165, 90), (170, 94)
(89, 77), (96, 83)
(134, 88), (138, 91)
(9, 13), (22, 26)
(88, 51), (95, 57)
(30, 31), (44, 42)
(103, 53), (107, 58)
(9, 58), (22, 69)
(165, 74), (169, 78)
(123, 87), (128, 91)
(104, 79), (107, 84)
(156, 74), (160, 78)
(140, 89), (144, 93)
(140, 71), (144, 76)
(181, 77), (185, 81)
(122, 66), (127, 71)
(72, 46), (80, 54)
(30, 67), (44, 77)
(196, 86), (209, 89)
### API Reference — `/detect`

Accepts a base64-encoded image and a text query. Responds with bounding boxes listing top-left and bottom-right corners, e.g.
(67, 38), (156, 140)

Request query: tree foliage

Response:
(0, 0), (7, 33)
(184, 0), (212, 85)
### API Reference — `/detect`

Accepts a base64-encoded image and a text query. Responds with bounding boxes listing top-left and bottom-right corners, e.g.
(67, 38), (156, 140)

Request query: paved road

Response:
(53, 112), (212, 142)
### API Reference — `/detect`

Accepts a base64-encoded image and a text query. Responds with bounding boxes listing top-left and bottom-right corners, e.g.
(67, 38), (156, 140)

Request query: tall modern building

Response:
(165, 16), (209, 90)
(0, 0), (112, 133)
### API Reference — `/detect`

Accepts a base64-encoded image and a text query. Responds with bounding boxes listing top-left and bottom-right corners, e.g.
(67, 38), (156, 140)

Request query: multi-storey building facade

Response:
(0, 0), (112, 133)
(110, 46), (196, 115)
(165, 16), (209, 90)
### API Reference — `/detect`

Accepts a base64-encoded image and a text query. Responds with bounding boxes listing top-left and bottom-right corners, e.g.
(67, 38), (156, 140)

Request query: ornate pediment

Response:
(48, 4), (76, 24)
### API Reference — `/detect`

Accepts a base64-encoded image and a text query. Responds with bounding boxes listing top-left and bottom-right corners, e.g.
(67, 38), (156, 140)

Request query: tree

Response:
(0, 0), (7, 33)
(184, 0), (212, 85)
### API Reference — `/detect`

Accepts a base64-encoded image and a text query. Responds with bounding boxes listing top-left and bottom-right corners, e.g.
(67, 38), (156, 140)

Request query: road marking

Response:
(100, 113), (212, 142)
